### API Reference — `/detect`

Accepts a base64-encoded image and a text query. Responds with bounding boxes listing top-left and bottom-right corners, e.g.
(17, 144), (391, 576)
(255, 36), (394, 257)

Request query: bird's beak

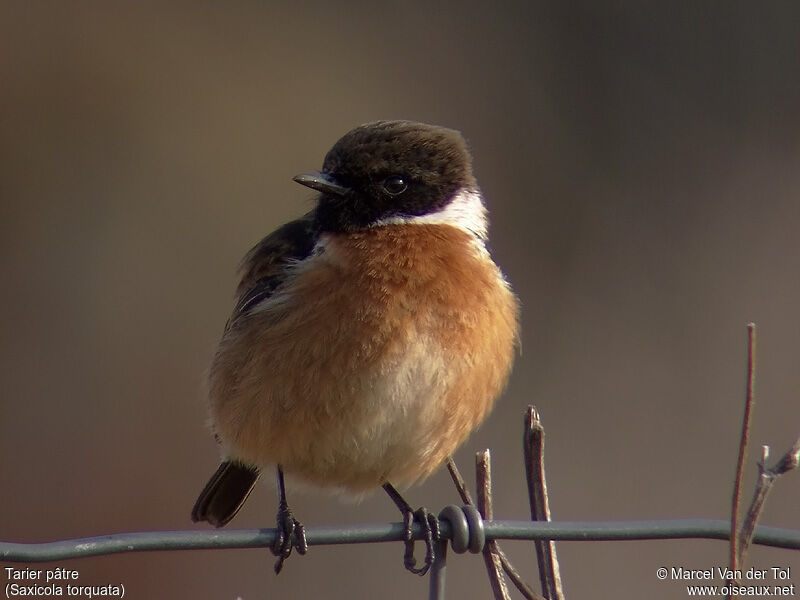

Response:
(293, 172), (350, 197)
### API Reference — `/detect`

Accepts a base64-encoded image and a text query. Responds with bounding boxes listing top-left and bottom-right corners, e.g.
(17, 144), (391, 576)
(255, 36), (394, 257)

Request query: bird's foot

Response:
(400, 505), (440, 576)
(271, 502), (307, 574)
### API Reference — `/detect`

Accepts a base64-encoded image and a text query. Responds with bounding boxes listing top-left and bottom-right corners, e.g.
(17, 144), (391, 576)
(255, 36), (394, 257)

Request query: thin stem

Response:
(476, 450), (511, 600)
(446, 458), (542, 600)
(738, 438), (800, 560)
(447, 457), (475, 505)
(524, 406), (564, 600)
(729, 323), (756, 587)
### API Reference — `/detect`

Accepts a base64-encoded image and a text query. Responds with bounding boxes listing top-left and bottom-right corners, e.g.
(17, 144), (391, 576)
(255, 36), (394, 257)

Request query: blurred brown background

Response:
(2, 2), (799, 598)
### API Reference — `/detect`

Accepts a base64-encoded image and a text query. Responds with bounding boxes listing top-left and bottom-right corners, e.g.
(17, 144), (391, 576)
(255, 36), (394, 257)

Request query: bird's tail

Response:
(191, 461), (260, 527)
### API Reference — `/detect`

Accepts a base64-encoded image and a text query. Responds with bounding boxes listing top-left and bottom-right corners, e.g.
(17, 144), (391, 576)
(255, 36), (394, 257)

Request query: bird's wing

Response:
(230, 210), (319, 323)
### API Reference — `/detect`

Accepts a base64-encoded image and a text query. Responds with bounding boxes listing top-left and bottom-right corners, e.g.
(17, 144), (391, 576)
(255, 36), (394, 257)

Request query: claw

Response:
(401, 507), (440, 575)
(271, 504), (306, 574)
(271, 466), (308, 574)
(383, 482), (440, 576)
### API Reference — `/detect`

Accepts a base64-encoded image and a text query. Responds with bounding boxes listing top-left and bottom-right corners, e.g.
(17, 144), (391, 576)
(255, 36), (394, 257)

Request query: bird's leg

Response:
(271, 465), (307, 574)
(382, 482), (440, 576)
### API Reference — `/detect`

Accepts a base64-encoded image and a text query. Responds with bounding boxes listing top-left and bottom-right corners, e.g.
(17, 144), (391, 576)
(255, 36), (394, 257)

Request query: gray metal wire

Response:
(2, 519), (799, 562)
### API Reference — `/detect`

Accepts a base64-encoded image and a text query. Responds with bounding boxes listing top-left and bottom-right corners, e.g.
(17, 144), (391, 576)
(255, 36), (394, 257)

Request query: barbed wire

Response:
(2, 518), (799, 563)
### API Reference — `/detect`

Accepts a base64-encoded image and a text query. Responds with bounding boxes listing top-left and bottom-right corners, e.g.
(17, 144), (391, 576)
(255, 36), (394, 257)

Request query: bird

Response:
(191, 120), (519, 575)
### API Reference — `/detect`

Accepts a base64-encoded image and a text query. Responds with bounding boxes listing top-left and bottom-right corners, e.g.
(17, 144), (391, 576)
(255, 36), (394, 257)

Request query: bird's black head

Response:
(294, 120), (479, 234)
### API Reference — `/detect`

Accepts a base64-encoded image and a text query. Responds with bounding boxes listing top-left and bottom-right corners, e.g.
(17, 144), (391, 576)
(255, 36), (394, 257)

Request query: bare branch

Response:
(477, 450), (512, 600)
(729, 322), (756, 591)
(738, 437), (800, 561)
(524, 406), (565, 600)
(447, 457), (475, 505)
(446, 458), (542, 600)
(770, 437), (800, 475)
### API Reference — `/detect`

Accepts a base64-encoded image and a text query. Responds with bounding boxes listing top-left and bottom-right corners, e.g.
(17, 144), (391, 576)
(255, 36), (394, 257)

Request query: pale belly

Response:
(208, 225), (519, 493)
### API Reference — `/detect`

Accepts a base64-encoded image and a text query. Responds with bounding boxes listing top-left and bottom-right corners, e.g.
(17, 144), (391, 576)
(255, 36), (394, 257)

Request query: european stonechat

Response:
(191, 120), (519, 575)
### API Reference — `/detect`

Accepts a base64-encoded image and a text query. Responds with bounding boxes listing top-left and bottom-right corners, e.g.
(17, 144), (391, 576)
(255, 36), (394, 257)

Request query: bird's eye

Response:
(382, 175), (408, 196)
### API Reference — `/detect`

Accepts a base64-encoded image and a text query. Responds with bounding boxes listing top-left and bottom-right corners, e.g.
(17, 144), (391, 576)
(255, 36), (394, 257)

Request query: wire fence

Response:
(3, 517), (800, 600)
(3, 517), (799, 562)
(4, 329), (798, 600)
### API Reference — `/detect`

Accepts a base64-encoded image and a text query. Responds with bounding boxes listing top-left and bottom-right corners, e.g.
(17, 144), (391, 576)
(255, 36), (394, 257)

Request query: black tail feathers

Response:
(191, 461), (260, 527)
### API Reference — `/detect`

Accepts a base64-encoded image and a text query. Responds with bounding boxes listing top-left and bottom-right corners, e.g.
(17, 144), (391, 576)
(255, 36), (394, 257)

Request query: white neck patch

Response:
(374, 188), (488, 240)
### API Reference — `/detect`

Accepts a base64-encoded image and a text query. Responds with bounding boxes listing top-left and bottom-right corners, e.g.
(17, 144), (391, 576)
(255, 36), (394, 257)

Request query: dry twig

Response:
(726, 323), (800, 600)
(738, 438), (800, 560)
(729, 323), (756, 586)
(524, 406), (565, 600)
(477, 450), (512, 600)
(446, 459), (541, 600)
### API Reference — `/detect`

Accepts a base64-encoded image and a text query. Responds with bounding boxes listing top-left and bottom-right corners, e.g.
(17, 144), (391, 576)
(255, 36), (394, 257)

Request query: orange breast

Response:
(208, 224), (519, 493)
